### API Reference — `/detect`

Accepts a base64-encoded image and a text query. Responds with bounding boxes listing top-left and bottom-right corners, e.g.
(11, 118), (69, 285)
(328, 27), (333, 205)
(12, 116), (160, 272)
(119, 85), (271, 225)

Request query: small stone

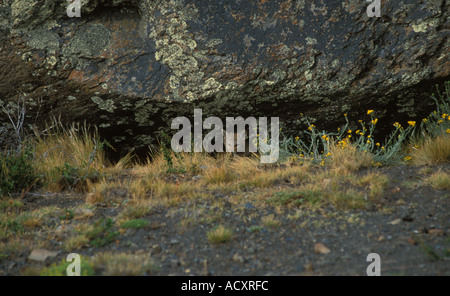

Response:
(428, 229), (444, 236)
(7, 262), (16, 271)
(170, 239), (180, 245)
(232, 253), (244, 263)
(389, 219), (402, 225)
(314, 243), (331, 254)
(170, 259), (180, 268)
(74, 208), (94, 218)
(28, 249), (58, 262)
(151, 244), (162, 254)
(55, 225), (71, 236)
(408, 237), (417, 245)
(304, 263), (314, 272)
(244, 202), (256, 210)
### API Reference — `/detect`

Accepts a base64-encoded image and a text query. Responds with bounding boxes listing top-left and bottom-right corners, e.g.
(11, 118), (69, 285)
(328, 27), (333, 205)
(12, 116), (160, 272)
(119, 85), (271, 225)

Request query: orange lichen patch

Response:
(108, 19), (139, 32)
(69, 70), (89, 82)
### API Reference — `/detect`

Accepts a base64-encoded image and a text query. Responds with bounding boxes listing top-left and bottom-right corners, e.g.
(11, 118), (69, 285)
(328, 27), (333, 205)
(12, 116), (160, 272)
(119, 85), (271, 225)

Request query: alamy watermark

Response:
(366, 253), (381, 276)
(66, 253), (81, 276)
(171, 109), (279, 164)
(367, 0), (381, 18)
(66, 0), (81, 18)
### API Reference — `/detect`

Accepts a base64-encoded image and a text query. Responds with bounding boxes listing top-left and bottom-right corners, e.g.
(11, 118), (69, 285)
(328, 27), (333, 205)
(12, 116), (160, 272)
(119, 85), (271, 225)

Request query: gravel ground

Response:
(1, 164), (449, 276)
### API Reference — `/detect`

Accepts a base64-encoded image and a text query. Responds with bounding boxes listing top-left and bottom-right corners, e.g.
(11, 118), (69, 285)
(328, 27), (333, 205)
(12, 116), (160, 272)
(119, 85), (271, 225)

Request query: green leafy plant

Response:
(0, 145), (36, 196)
(83, 218), (119, 248)
(59, 209), (74, 221)
(120, 219), (150, 229)
(52, 162), (100, 192)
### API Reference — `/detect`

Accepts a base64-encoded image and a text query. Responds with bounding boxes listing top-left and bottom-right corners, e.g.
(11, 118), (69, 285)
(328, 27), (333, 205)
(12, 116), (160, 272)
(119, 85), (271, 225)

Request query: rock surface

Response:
(0, 0), (449, 156)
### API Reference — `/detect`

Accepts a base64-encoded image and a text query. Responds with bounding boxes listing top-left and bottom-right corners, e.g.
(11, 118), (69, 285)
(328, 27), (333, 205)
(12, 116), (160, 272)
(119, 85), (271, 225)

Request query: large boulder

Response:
(0, 0), (448, 157)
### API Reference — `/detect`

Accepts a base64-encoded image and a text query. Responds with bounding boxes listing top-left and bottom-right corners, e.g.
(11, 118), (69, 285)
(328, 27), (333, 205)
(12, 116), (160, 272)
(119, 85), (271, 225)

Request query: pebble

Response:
(428, 229), (444, 236)
(28, 249), (58, 262)
(304, 263), (314, 272)
(151, 244), (162, 254)
(314, 243), (331, 254)
(389, 219), (402, 225)
(232, 253), (244, 263)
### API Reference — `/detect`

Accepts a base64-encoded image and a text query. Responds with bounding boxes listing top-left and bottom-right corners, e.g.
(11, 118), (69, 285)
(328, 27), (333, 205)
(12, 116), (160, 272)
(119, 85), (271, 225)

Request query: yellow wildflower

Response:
(367, 110), (374, 115)
(407, 121), (416, 127)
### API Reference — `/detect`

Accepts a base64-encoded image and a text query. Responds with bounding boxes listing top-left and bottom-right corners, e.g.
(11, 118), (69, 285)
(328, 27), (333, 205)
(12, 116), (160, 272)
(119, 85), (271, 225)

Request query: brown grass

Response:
(426, 169), (450, 190)
(207, 225), (233, 244)
(328, 141), (373, 173)
(411, 133), (450, 165)
(32, 122), (109, 192)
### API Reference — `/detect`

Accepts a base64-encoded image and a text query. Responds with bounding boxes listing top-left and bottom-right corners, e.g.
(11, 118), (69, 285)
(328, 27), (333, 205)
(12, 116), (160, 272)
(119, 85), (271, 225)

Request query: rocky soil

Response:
(1, 163), (449, 276)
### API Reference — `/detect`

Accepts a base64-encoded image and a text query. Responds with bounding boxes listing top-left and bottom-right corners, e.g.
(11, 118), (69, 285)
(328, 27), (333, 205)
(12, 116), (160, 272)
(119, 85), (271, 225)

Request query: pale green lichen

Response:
(206, 38), (223, 48)
(134, 101), (158, 126)
(306, 37), (317, 46)
(27, 28), (60, 51)
(141, 0), (230, 102)
(412, 18), (439, 33)
(304, 70), (313, 81)
(91, 96), (116, 113)
(64, 23), (111, 69)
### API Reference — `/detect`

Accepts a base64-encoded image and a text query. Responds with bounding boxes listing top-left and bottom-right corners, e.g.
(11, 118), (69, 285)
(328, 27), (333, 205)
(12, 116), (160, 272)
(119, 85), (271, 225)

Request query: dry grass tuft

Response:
(91, 252), (158, 275)
(328, 141), (373, 173)
(356, 171), (389, 200)
(33, 122), (108, 192)
(411, 134), (450, 165)
(202, 155), (236, 185)
(425, 169), (450, 190)
(207, 225), (233, 244)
